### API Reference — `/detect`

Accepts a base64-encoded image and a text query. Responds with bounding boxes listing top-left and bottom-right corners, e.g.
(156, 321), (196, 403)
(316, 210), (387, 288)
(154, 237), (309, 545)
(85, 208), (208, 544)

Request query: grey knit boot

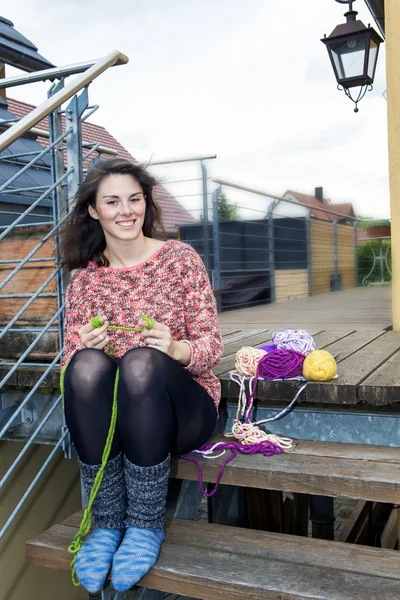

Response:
(74, 453), (126, 593)
(111, 454), (170, 593)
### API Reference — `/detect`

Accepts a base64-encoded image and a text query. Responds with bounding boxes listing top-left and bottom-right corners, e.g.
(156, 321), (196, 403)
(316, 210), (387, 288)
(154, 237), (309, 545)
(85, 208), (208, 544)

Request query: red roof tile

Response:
(6, 98), (196, 234)
(285, 190), (356, 221)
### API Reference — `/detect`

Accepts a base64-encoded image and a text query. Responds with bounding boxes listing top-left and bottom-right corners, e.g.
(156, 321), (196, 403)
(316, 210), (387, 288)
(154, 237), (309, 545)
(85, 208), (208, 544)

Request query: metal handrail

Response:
(0, 171), (71, 243)
(213, 177), (359, 222)
(0, 128), (72, 194)
(1, 122), (118, 156)
(0, 56), (128, 90)
(0, 49), (129, 152)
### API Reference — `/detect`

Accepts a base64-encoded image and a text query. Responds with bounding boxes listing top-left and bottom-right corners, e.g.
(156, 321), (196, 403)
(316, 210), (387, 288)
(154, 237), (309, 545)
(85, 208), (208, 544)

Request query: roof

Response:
(364, 0), (385, 37)
(284, 190), (356, 222)
(4, 98), (196, 233)
(0, 16), (54, 71)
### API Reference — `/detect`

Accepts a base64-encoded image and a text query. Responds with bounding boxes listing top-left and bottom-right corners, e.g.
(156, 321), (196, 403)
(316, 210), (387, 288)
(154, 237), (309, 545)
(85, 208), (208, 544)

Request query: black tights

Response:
(63, 348), (217, 466)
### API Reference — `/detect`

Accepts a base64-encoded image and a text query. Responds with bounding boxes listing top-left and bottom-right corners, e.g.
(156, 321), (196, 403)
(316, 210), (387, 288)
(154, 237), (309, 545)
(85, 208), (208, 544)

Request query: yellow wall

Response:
(386, 0), (400, 329)
(0, 442), (86, 600)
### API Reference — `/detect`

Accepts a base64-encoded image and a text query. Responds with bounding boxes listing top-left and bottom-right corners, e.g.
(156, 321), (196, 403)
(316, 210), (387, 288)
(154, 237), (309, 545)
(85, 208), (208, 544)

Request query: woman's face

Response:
(88, 174), (146, 244)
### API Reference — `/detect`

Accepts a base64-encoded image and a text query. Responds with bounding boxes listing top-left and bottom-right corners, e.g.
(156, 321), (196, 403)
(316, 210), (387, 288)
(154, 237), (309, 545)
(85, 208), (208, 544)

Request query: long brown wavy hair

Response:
(59, 159), (166, 271)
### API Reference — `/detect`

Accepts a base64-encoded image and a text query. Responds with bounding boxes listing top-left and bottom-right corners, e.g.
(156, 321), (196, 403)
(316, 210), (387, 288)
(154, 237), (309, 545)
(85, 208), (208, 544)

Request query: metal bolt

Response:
(25, 418), (32, 424)
(25, 404), (31, 411)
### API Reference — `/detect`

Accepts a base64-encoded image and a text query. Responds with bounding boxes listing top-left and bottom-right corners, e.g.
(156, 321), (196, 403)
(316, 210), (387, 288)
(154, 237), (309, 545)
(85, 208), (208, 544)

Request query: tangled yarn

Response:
(303, 349), (337, 381)
(273, 328), (315, 355)
(257, 349), (305, 380)
(235, 346), (267, 376)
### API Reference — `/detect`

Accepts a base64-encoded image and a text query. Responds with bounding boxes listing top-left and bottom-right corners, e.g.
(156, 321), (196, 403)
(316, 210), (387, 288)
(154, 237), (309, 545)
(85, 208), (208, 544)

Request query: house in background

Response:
(283, 187), (356, 223)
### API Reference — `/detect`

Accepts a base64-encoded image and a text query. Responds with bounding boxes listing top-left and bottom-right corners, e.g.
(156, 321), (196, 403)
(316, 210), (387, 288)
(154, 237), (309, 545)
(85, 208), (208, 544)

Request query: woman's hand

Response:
(141, 320), (191, 366)
(78, 315), (110, 350)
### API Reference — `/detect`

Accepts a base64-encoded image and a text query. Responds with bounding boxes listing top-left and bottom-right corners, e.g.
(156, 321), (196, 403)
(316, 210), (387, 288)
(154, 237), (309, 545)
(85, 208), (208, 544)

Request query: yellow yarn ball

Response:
(303, 350), (337, 381)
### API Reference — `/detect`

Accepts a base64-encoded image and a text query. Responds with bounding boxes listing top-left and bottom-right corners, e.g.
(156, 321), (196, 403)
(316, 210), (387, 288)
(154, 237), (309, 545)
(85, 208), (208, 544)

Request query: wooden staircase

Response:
(25, 437), (400, 600)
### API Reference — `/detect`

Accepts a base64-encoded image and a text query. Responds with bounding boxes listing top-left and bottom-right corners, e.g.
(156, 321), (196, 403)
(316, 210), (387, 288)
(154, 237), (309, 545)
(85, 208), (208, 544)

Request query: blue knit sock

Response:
(111, 526), (165, 592)
(75, 528), (124, 593)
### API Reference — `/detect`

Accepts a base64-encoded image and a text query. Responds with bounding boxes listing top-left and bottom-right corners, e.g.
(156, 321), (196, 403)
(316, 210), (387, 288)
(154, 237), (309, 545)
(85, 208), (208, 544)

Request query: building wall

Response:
(336, 223), (356, 290)
(0, 226), (56, 326)
(0, 441), (86, 600)
(386, 0), (400, 330)
(310, 219), (335, 294)
(310, 219), (355, 294)
(275, 269), (308, 302)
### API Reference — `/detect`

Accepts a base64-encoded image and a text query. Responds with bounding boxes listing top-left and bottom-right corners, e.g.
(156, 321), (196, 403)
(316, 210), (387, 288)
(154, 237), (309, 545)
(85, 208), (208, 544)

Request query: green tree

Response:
(200, 193), (240, 221)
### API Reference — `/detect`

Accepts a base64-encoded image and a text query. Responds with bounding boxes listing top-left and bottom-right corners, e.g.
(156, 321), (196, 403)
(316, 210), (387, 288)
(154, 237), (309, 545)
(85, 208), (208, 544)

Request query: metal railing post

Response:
(48, 80), (69, 350)
(212, 187), (221, 312)
(354, 222), (359, 287)
(66, 87), (88, 201)
(333, 219), (339, 291)
(306, 212), (312, 296)
(200, 162), (209, 274)
(267, 203), (275, 304)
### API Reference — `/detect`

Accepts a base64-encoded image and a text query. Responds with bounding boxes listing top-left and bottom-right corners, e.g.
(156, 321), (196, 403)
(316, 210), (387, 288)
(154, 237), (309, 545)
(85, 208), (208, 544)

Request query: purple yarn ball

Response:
(257, 349), (305, 380)
(258, 343), (278, 353)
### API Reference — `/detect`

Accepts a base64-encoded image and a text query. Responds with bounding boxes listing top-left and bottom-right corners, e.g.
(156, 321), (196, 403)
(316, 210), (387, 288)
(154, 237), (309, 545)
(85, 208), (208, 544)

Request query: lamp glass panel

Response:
(367, 39), (378, 79)
(331, 36), (367, 80)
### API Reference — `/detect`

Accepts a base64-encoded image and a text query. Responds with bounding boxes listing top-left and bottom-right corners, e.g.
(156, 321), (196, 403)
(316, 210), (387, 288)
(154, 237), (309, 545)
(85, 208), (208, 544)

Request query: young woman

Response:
(60, 158), (223, 594)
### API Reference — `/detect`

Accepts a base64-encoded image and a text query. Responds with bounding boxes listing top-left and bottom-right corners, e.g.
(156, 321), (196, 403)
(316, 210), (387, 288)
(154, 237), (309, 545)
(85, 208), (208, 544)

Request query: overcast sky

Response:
(5, 0), (389, 219)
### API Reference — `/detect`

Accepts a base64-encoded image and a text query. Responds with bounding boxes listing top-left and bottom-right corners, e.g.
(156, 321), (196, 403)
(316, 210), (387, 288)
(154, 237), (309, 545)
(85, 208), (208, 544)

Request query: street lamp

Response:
(321, 0), (384, 112)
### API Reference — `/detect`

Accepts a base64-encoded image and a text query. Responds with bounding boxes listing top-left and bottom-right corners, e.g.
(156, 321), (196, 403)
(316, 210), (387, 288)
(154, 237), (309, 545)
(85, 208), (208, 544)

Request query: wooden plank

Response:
(381, 508), (399, 549)
(288, 440), (400, 464)
(26, 520), (400, 600)
(26, 518), (400, 600)
(244, 489), (284, 532)
(306, 331), (399, 404)
(221, 330), (270, 359)
(358, 349), (400, 405)
(32, 515), (400, 582)
(221, 329), (268, 346)
(171, 447), (400, 503)
(317, 329), (386, 362)
(336, 500), (368, 543)
(220, 328), (242, 338)
(312, 329), (355, 349)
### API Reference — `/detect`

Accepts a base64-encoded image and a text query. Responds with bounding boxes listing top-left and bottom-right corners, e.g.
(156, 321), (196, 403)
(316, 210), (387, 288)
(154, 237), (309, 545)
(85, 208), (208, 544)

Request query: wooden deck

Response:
(218, 286), (392, 330)
(217, 286), (400, 407)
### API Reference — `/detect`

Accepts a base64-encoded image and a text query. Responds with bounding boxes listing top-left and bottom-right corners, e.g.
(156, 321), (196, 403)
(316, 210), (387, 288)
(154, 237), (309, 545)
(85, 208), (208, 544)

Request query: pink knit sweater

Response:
(62, 240), (223, 407)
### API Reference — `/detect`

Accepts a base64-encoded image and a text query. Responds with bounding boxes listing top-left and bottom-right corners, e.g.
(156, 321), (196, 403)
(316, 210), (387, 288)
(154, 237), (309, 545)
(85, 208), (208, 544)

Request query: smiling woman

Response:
(58, 158), (223, 594)
(60, 159), (166, 270)
(87, 174), (148, 254)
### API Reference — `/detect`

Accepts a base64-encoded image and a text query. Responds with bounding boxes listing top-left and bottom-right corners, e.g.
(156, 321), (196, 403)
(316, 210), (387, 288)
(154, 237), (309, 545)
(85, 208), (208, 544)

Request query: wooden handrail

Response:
(0, 50), (128, 153)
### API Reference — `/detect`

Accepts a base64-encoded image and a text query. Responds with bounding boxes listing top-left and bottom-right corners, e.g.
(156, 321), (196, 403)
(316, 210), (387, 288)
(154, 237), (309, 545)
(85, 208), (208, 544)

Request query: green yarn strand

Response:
(61, 314), (154, 585)
(90, 314), (155, 355)
(67, 368), (120, 586)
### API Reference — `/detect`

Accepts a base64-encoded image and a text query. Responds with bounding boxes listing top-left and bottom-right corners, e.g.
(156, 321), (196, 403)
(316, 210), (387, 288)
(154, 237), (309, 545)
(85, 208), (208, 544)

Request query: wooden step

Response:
(26, 514), (400, 600)
(171, 437), (400, 503)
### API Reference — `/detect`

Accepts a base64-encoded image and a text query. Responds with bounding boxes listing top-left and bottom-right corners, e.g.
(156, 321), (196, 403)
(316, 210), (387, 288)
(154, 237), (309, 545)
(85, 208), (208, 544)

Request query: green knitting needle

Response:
(90, 314), (155, 356)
